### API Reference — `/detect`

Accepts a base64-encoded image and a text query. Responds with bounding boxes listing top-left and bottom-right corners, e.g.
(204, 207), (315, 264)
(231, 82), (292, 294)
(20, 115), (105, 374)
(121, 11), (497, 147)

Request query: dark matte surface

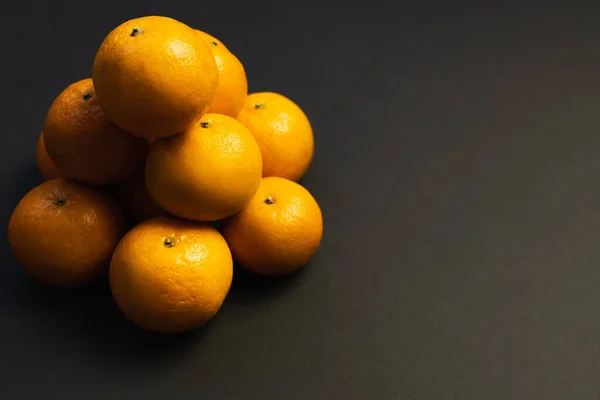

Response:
(3, 1), (600, 399)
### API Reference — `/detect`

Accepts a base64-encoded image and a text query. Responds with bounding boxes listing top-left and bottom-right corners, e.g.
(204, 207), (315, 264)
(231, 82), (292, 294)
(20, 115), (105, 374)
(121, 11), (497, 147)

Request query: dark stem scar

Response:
(130, 27), (143, 37)
(83, 91), (94, 101)
(55, 195), (67, 207)
(264, 196), (275, 205)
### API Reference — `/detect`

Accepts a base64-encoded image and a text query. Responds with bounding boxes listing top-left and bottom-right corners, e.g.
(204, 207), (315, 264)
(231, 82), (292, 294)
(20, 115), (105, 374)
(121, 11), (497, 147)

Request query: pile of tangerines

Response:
(7, 16), (322, 334)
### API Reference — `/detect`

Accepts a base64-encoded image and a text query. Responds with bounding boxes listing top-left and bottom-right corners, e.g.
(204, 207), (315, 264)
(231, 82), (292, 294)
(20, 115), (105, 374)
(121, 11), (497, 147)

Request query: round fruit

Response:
(196, 30), (247, 118)
(93, 16), (219, 138)
(146, 113), (262, 221)
(237, 92), (314, 181)
(222, 177), (323, 276)
(116, 171), (168, 223)
(109, 217), (233, 333)
(7, 178), (126, 287)
(35, 132), (61, 181)
(43, 78), (148, 185)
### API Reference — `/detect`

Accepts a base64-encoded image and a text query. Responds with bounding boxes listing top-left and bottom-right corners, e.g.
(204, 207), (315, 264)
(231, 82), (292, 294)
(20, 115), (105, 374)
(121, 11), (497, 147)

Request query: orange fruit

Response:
(222, 177), (323, 276)
(116, 171), (168, 223)
(237, 92), (314, 181)
(196, 30), (248, 118)
(35, 132), (62, 181)
(43, 78), (148, 185)
(146, 113), (262, 221)
(109, 217), (233, 333)
(93, 16), (219, 138)
(7, 178), (126, 287)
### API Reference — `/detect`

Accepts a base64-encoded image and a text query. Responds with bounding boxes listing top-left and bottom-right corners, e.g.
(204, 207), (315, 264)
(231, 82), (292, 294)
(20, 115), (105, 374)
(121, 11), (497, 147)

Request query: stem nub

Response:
(211, 41), (218, 47)
(264, 196), (275, 205)
(55, 195), (66, 207)
(200, 121), (211, 128)
(254, 102), (265, 110)
(83, 91), (94, 101)
(130, 27), (142, 37)
(163, 238), (175, 248)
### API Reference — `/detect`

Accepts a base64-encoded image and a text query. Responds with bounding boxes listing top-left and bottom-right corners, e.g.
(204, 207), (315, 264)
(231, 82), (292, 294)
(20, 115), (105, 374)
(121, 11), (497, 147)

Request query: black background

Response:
(2, 1), (600, 399)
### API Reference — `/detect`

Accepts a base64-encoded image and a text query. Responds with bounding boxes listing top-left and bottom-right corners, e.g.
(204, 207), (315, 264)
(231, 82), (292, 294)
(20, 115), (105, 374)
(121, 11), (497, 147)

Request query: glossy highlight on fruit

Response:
(237, 92), (314, 181)
(110, 217), (233, 333)
(43, 78), (148, 185)
(196, 29), (248, 118)
(93, 16), (219, 138)
(7, 178), (126, 287)
(10, 14), (324, 336)
(145, 113), (262, 221)
(223, 177), (323, 275)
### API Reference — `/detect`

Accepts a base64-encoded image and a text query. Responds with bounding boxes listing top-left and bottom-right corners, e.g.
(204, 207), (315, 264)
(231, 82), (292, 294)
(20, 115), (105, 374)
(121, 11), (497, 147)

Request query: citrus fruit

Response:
(35, 132), (61, 181)
(145, 113), (262, 221)
(196, 30), (247, 118)
(116, 171), (168, 223)
(7, 178), (126, 287)
(93, 16), (219, 138)
(109, 216), (233, 333)
(222, 177), (323, 276)
(42, 78), (148, 185)
(237, 92), (314, 181)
